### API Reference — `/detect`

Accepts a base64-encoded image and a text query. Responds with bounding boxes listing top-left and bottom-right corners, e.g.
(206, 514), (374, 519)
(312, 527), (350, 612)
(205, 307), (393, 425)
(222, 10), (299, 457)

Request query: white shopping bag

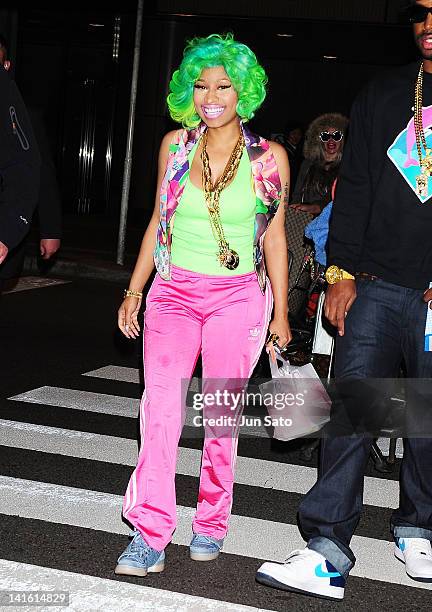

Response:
(312, 292), (334, 356)
(260, 353), (332, 441)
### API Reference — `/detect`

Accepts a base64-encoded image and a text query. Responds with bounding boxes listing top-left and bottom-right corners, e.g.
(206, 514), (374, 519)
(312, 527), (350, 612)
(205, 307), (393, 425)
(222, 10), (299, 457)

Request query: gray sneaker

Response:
(115, 530), (165, 577)
(189, 534), (224, 561)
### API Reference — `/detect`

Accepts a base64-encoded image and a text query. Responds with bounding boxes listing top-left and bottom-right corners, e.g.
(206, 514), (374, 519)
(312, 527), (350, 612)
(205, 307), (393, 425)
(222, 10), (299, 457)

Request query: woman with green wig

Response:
(115, 33), (291, 576)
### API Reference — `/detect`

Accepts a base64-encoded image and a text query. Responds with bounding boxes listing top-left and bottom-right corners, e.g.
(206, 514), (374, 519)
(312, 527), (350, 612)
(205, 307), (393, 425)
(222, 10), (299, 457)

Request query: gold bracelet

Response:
(124, 289), (143, 299)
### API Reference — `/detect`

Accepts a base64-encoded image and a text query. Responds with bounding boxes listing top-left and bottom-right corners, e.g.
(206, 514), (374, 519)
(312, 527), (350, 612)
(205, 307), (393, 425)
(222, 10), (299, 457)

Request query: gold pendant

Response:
(416, 172), (429, 197)
(219, 247), (240, 270)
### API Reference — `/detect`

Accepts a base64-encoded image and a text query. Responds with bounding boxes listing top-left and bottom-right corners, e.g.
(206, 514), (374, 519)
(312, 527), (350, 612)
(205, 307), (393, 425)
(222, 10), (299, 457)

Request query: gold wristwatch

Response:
(325, 265), (355, 285)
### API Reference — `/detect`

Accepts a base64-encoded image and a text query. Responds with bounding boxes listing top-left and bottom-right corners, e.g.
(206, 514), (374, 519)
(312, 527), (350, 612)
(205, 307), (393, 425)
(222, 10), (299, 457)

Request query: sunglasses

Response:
(408, 5), (432, 23)
(319, 130), (343, 143)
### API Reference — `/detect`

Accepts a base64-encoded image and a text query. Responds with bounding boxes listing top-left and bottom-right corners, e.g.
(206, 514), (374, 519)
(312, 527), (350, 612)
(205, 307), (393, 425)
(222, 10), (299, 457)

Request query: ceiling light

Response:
(277, 33), (294, 38)
(89, 23), (105, 27)
(323, 55), (338, 60)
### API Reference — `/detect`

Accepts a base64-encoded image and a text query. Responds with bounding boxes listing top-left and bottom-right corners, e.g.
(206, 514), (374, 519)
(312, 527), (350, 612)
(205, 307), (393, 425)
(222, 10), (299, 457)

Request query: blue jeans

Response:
(298, 278), (432, 578)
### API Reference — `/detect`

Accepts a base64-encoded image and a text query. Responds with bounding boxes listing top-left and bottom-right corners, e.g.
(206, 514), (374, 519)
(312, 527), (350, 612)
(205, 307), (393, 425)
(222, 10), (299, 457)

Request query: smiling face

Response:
(193, 66), (239, 128)
(321, 126), (344, 162)
(413, 0), (432, 59)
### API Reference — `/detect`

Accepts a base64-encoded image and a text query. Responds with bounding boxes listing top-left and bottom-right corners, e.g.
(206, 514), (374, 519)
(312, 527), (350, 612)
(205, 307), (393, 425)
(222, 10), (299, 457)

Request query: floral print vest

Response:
(154, 122), (281, 293)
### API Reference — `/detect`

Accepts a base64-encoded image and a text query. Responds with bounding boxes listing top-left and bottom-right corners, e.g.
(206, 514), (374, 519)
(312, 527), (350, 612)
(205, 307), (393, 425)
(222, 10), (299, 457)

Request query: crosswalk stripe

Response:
(0, 419), (138, 466)
(0, 418), (399, 509)
(376, 437), (404, 459)
(9, 387), (140, 418)
(2, 277), (71, 294)
(8, 387), (267, 437)
(0, 475), (429, 591)
(0, 559), (268, 612)
(84, 366), (201, 392)
(84, 365), (141, 384)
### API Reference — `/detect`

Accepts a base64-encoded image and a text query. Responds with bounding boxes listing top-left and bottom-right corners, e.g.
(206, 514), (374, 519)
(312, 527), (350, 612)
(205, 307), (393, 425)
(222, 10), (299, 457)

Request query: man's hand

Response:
(324, 280), (357, 336)
(0, 241), (9, 265)
(40, 238), (61, 260)
(424, 287), (432, 309)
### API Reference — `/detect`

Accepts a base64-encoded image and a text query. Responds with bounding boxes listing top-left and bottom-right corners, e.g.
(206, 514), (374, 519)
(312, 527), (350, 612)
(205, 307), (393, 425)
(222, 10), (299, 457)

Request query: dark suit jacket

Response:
(0, 65), (40, 249)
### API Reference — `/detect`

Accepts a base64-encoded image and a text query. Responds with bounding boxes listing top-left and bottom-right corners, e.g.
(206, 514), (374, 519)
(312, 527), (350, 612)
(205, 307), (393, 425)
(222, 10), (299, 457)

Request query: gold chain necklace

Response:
(414, 63), (432, 196)
(201, 130), (244, 270)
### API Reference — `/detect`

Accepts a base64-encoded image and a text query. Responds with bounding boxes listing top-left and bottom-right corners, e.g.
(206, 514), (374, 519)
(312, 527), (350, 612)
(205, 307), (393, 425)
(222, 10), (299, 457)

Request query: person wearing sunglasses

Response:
(256, 0), (432, 600)
(289, 113), (348, 216)
(408, 0), (432, 24)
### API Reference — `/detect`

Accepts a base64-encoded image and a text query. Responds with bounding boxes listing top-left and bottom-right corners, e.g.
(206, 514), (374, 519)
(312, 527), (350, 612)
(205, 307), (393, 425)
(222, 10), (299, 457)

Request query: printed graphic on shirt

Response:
(387, 105), (432, 203)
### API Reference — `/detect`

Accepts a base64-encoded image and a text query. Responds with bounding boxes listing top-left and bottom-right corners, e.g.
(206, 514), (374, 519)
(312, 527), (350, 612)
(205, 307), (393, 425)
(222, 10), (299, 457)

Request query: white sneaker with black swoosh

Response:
(395, 537), (432, 582)
(256, 548), (345, 601)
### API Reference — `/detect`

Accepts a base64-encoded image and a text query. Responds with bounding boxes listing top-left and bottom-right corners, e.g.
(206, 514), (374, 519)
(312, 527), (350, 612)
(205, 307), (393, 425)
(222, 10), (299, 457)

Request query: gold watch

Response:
(325, 265), (355, 285)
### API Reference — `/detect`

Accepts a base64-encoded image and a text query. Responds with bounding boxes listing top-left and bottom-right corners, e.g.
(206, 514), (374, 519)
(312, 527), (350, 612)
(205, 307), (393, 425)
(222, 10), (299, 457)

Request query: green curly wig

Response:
(167, 33), (267, 128)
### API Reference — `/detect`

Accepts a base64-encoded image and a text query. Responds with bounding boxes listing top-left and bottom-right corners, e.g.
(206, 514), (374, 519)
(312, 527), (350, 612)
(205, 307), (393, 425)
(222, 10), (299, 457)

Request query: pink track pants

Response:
(122, 265), (272, 551)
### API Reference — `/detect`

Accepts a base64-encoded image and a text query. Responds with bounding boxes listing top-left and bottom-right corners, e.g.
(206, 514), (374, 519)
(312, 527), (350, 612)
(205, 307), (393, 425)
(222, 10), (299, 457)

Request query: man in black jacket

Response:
(0, 41), (40, 267)
(256, 0), (432, 600)
(0, 35), (60, 283)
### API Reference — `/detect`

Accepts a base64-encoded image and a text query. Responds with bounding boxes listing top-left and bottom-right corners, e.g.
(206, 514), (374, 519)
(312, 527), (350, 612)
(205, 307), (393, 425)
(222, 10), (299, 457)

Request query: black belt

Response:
(355, 272), (379, 281)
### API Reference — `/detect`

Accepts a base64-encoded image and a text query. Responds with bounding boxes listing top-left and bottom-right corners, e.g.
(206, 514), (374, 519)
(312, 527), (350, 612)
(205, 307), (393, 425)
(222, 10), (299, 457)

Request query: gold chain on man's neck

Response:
(415, 63), (428, 165)
(414, 63), (432, 196)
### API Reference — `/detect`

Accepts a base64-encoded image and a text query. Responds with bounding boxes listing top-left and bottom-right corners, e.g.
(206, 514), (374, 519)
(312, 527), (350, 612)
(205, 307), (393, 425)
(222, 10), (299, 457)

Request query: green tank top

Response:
(171, 141), (255, 275)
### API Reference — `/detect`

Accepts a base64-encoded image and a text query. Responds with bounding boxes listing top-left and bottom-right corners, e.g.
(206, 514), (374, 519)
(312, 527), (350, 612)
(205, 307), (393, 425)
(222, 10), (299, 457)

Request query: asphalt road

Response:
(0, 276), (430, 612)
